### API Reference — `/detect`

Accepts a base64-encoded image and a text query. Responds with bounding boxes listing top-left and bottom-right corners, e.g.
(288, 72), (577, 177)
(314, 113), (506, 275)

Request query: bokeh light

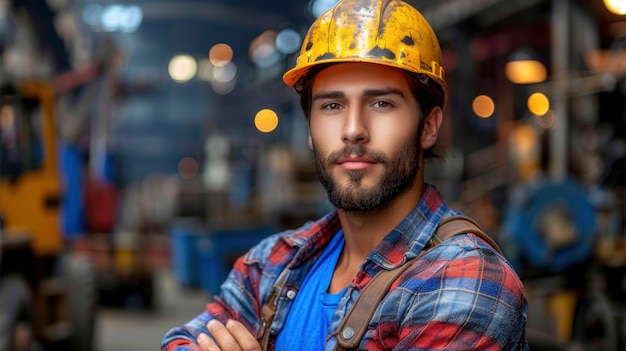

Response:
(178, 157), (198, 179)
(250, 30), (280, 68)
(83, 4), (143, 32)
(209, 43), (233, 67)
(213, 61), (237, 83)
(308, 0), (340, 18)
(82, 4), (103, 26)
(535, 110), (556, 129)
(197, 59), (214, 81)
(527, 92), (550, 116)
(505, 54), (547, 84)
(472, 95), (495, 118)
(276, 29), (302, 54)
(510, 123), (539, 178)
(168, 54), (197, 83)
(255, 109), (279, 133)
(603, 0), (626, 15)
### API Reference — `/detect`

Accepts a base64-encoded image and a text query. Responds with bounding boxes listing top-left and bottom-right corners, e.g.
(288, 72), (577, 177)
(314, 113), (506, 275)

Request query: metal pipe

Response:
(550, 0), (570, 181)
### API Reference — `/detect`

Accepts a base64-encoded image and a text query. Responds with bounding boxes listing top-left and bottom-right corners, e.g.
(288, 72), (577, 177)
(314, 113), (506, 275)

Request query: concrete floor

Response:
(95, 268), (209, 351)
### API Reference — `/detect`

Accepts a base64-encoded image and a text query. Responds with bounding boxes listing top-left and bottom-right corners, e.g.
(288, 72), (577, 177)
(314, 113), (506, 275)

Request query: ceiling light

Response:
(603, 0), (626, 15)
(505, 49), (547, 84)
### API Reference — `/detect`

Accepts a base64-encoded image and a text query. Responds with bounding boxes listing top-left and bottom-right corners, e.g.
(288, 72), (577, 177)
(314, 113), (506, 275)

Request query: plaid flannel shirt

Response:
(161, 184), (528, 350)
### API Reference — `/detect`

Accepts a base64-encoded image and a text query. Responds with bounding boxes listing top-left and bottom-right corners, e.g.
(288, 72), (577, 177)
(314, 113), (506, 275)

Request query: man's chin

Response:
(332, 200), (389, 213)
(328, 189), (382, 212)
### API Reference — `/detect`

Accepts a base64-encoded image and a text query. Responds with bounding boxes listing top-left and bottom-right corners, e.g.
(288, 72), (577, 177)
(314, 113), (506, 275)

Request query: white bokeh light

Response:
(213, 61), (237, 83)
(87, 4), (143, 32)
(168, 54), (198, 83)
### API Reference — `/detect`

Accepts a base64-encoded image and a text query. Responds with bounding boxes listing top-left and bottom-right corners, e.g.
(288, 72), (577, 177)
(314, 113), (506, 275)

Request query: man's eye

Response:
(322, 102), (341, 110)
(373, 101), (392, 108)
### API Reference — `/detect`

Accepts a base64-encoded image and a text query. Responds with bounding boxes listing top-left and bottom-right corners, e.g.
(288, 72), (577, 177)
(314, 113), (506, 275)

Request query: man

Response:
(162, 0), (528, 350)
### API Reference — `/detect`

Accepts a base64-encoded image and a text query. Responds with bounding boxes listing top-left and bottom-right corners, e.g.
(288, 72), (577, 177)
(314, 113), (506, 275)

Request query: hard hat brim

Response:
(283, 57), (447, 93)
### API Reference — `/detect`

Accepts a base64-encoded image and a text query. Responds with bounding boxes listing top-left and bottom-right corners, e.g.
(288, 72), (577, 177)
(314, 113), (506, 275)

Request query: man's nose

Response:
(341, 106), (369, 144)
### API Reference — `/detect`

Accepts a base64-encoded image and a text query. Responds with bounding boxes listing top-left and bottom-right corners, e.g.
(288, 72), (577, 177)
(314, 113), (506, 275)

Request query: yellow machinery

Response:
(0, 81), (97, 350)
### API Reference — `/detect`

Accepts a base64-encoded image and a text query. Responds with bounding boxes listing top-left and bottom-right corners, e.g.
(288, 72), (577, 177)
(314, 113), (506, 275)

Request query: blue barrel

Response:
(198, 226), (277, 295)
(170, 220), (205, 287)
(197, 237), (220, 295)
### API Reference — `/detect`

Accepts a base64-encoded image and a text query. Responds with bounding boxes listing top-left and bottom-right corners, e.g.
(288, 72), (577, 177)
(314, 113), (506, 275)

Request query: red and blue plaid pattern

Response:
(162, 185), (528, 350)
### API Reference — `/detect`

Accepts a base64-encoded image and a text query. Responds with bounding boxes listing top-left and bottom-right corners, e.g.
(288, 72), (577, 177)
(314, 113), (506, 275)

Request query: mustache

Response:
(326, 145), (387, 164)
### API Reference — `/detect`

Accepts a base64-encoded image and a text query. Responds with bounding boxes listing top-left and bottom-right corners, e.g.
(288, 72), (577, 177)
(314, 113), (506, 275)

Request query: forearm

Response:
(161, 311), (214, 351)
(160, 232), (290, 350)
(161, 257), (265, 350)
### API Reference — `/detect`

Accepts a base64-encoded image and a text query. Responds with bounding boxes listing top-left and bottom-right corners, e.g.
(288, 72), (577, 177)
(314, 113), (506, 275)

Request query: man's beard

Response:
(313, 134), (421, 212)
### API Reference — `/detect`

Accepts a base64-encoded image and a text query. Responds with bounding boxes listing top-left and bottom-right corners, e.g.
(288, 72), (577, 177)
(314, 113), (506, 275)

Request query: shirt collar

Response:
(367, 184), (454, 270)
(284, 210), (342, 268)
(285, 184), (453, 270)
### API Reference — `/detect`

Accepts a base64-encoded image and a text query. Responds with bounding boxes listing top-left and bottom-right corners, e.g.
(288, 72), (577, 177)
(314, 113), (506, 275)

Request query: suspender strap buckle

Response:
(257, 271), (288, 350)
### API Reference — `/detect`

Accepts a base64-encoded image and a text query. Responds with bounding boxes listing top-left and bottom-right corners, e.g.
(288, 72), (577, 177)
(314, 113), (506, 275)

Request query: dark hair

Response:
(297, 64), (332, 121)
(404, 72), (445, 160)
(298, 64), (445, 159)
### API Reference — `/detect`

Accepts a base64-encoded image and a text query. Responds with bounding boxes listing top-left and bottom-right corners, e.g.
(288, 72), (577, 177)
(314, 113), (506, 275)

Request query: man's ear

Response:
(421, 107), (443, 149)
(308, 133), (313, 150)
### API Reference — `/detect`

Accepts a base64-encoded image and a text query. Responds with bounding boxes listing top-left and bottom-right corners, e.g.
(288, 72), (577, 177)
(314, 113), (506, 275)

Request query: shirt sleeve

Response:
(160, 310), (214, 351)
(160, 274), (258, 350)
(160, 235), (283, 351)
(363, 242), (528, 350)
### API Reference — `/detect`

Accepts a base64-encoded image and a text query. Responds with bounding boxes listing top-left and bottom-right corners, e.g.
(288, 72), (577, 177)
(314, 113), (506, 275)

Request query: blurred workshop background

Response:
(0, 0), (624, 350)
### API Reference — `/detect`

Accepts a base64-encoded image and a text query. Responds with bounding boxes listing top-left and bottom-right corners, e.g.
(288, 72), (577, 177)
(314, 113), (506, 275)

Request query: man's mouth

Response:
(336, 155), (376, 171)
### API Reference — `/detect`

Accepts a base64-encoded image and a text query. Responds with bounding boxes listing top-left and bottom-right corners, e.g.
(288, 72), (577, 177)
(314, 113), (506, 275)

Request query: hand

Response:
(197, 319), (262, 351)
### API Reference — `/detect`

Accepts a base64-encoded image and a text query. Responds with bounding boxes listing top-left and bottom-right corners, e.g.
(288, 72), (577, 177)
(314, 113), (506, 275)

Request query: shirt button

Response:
(286, 289), (297, 300)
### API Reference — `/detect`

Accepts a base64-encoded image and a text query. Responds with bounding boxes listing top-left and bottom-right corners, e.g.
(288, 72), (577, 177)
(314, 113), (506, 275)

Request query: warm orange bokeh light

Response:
(472, 95), (495, 118)
(505, 60), (547, 84)
(209, 43), (233, 67)
(527, 92), (550, 116)
(254, 109), (279, 133)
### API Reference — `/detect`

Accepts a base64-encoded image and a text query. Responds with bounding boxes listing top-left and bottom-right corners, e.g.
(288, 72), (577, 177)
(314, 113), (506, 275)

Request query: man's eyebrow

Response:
(312, 88), (405, 101)
(363, 88), (405, 98)
(312, 91), (345, 101)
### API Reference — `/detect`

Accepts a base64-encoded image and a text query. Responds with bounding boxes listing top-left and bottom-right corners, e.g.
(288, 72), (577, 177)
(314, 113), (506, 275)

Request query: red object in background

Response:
(84, 176), (118, 233)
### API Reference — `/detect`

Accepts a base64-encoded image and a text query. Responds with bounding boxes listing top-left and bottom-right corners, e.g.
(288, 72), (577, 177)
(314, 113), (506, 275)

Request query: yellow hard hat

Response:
(283, 0), (446, 106)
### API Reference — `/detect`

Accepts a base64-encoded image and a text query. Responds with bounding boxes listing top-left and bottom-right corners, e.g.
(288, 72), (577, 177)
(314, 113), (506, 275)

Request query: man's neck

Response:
(327, 181), (425, 294)
(338, 181), (425, 264)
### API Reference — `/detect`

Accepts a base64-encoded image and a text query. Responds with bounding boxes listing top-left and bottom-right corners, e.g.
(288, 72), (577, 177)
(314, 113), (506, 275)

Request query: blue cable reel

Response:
(505, 179), (597, 273)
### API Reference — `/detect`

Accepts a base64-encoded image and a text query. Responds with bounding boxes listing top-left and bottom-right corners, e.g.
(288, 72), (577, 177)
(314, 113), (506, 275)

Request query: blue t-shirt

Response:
(275, 230), (345, 351)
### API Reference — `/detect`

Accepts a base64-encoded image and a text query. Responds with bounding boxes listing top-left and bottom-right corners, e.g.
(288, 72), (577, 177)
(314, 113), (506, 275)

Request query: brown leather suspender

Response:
(333, 255), (419, 350)
(333, 215), (502, 350)
(435, 215), (503, 255)
(257, 215), (503, 351)
(257, 271), (287, 350)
